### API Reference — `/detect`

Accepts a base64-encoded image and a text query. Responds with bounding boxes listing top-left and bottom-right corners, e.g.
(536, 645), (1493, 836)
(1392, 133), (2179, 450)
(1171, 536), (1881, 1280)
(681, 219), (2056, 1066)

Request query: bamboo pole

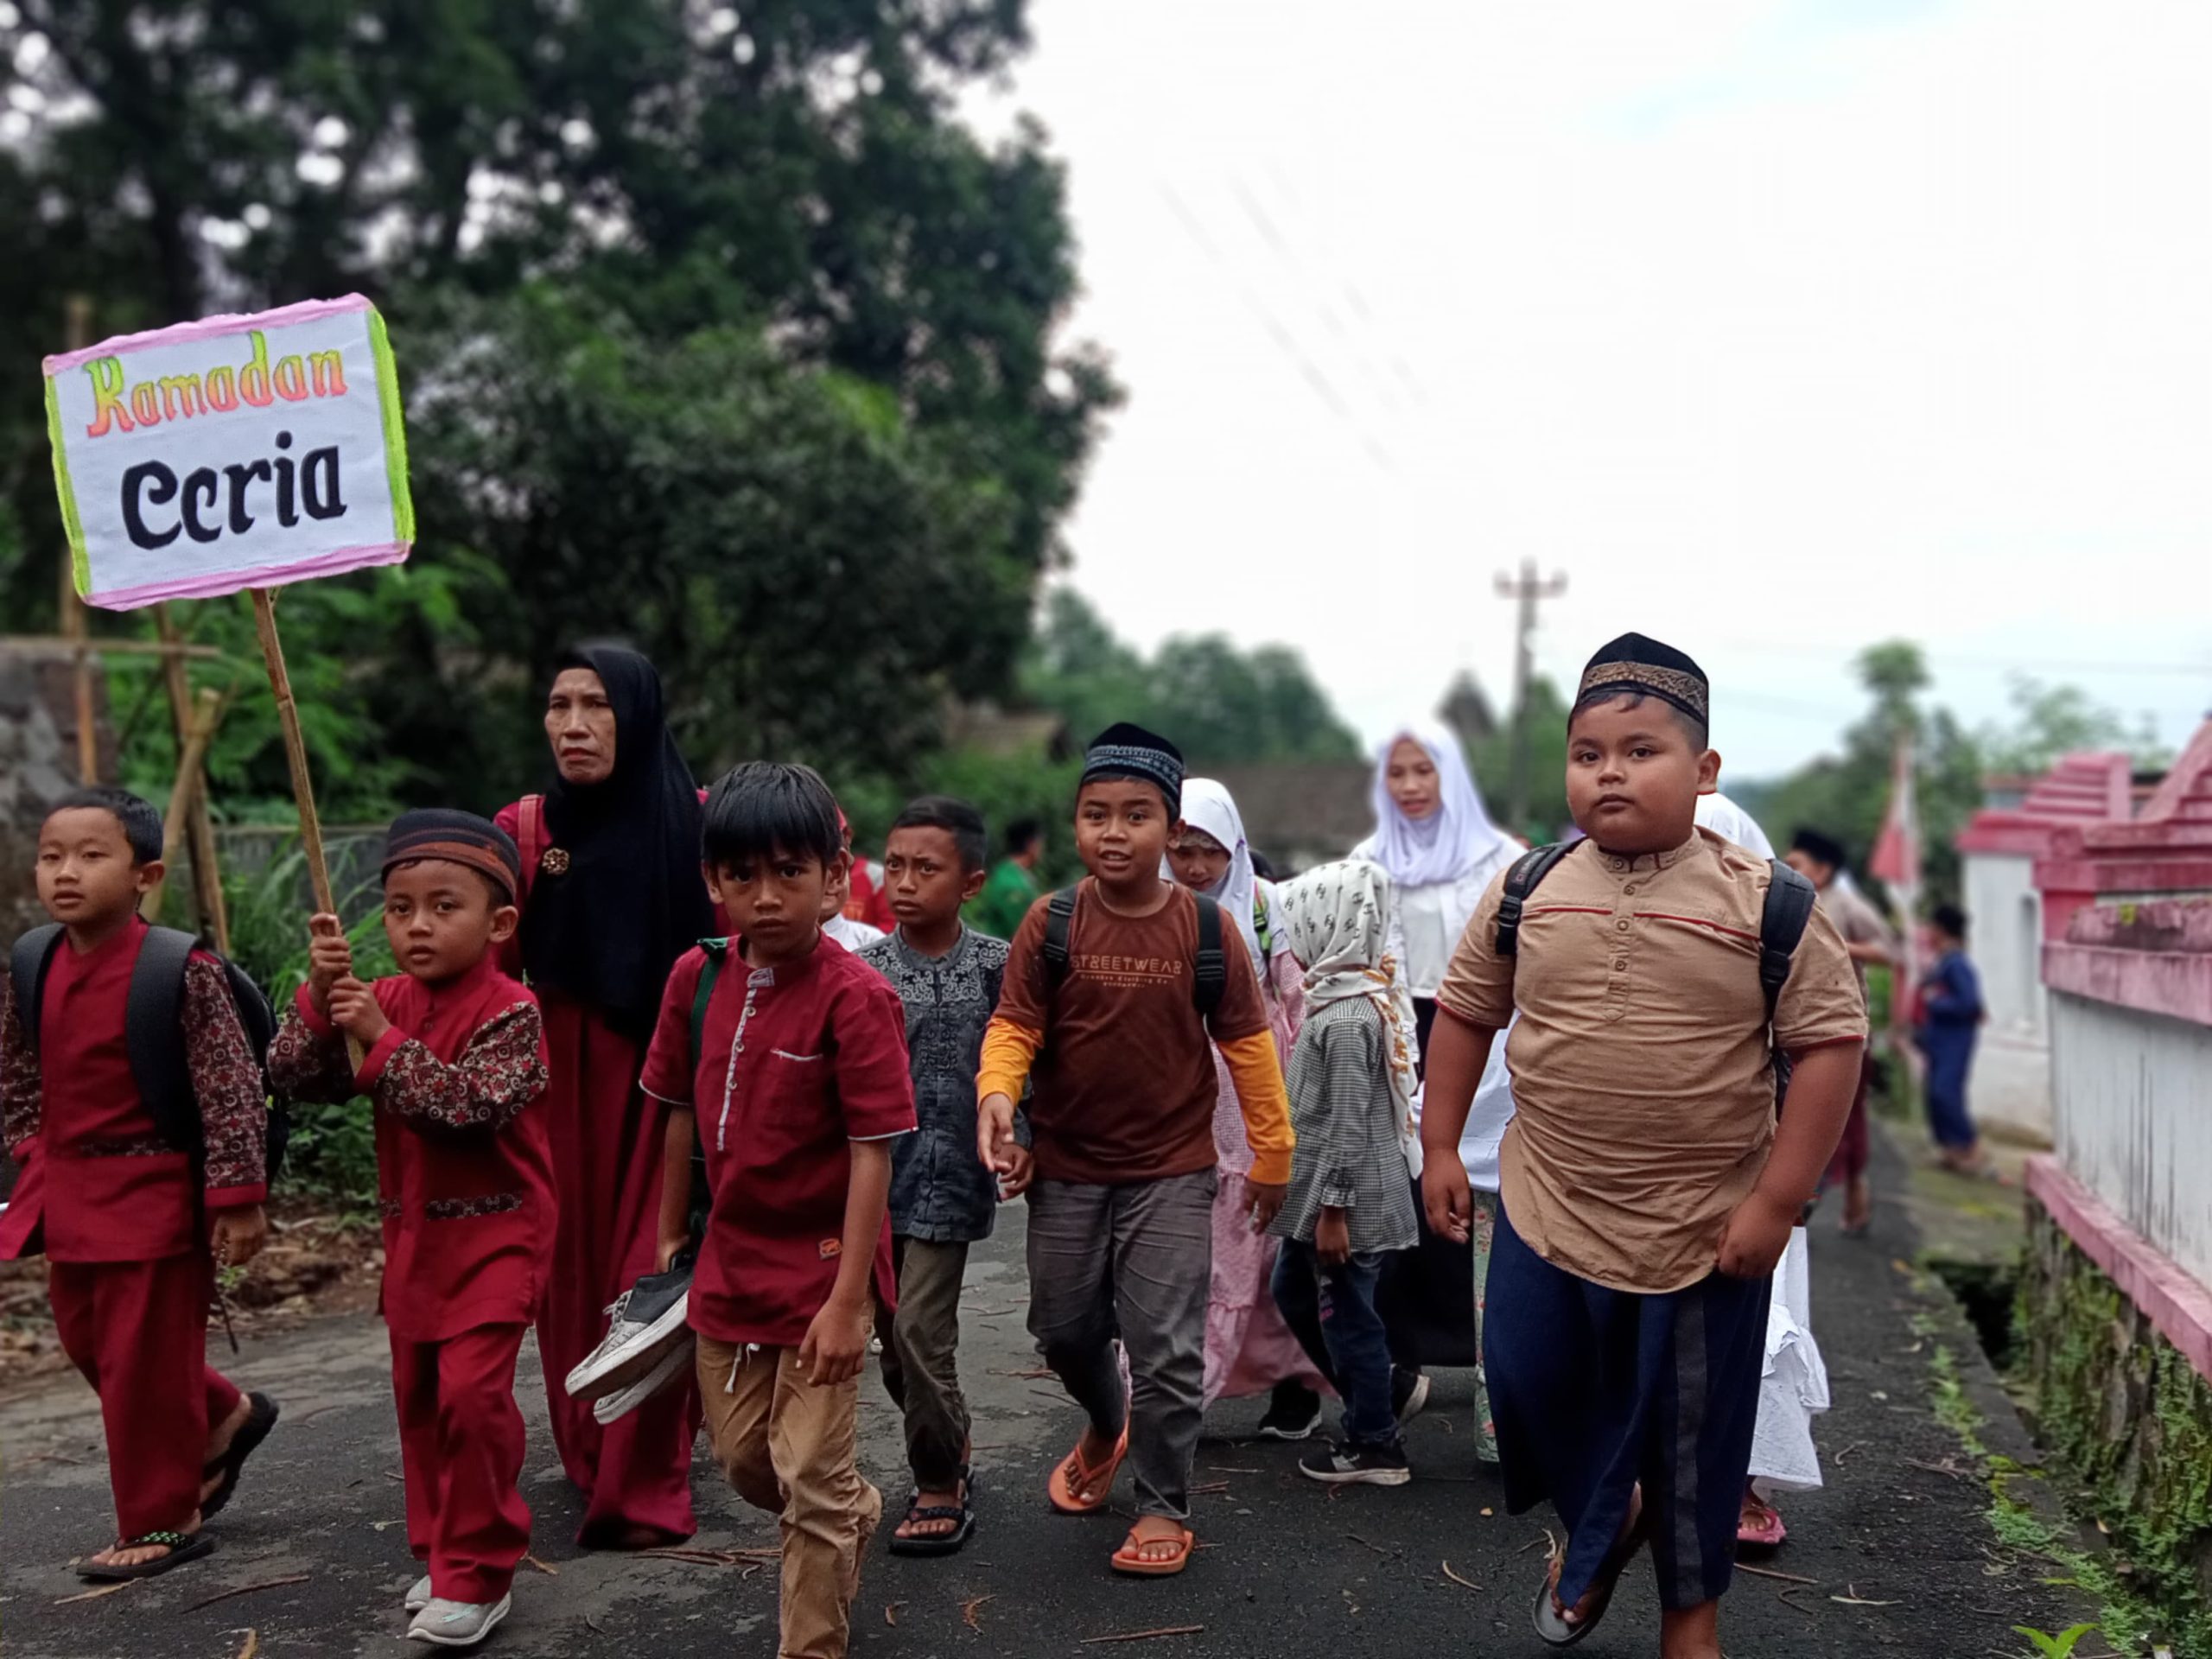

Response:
(142, 685), (225, 926)
(250, 588), (363, 1070)
(156, 604), (231, 953)
(60, 295), (99, 783)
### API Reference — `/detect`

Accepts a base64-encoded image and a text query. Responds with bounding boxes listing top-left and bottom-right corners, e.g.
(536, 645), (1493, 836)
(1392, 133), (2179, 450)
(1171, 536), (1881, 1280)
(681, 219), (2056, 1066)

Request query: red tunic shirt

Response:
(267, 957), (556, 1341)
(639, 934), (914, 1347)
(0, 918), (267, 1262)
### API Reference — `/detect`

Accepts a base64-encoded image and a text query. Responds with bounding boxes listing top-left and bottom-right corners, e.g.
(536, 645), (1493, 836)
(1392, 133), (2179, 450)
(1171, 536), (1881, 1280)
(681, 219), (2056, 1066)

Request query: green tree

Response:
(1467, 675), (1570, 842)
(1978, 677), (2170, 778)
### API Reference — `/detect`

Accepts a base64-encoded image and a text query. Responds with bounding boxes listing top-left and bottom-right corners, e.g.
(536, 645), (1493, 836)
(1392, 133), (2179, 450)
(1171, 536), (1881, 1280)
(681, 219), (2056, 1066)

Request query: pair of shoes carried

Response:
(408, 1593), (512, 1648)
(592, 1338), (692, 1426)
(565, 1263), (693, 1403)
(1256, 1383), (1325, 1442)
(1300, 1440), (1411, 1487)
(1389, 1366), (1431, 1427)
(201, 1392), (280, 1518)
(76, 1530), (215, 1581)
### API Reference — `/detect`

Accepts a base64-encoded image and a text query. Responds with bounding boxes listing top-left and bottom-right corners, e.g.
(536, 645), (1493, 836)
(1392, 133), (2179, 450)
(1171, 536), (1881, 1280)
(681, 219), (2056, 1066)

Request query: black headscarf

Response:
(518, 645), (715, 1037)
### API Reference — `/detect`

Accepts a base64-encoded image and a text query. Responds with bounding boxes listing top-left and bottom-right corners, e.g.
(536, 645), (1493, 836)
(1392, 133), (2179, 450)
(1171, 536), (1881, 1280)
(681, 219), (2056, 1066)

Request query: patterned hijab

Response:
(1367, 718), (1511, 888)
(1275, 858), (1420, 1128)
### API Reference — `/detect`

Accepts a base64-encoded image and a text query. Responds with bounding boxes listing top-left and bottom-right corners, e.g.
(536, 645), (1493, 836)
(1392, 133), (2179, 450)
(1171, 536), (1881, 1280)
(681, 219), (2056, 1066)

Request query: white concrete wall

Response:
(1964, 851), (2051, 1141)
(2050, 991), (2212, 1287)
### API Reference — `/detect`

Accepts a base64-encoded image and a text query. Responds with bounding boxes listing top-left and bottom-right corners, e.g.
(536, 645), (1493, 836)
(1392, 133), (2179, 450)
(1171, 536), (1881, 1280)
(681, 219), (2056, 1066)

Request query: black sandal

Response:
(77, 1530), (216, 1581)
(886, 1484), (975, 1557)
(1532, 1505), (1648, 1648)
(200, 1392), (280, 1519)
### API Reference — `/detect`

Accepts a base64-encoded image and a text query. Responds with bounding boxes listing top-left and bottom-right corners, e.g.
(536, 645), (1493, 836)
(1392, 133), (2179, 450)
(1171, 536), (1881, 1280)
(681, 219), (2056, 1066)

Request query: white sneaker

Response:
(564, 1264), (692, 1402)
(405, 1573), (433, 1612)
(407, 1593), (512, 1648)
(592, 1336), (693, 1426)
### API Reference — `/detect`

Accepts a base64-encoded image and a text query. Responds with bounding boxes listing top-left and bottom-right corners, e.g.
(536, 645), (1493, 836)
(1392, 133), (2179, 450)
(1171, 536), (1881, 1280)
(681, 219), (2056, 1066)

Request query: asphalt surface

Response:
(1, 1128), (2099, 1658)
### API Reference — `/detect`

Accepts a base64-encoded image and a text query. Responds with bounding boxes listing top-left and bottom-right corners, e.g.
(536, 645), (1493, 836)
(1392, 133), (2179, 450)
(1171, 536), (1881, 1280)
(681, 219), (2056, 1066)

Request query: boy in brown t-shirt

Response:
(1417, 636), (1866, 1659)
(976, 723), (1293, 1578)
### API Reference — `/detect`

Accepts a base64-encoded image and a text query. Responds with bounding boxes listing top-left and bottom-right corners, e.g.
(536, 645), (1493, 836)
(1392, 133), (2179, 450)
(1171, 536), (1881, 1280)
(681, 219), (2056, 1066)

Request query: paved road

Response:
(1, 1130), (2095, 1658)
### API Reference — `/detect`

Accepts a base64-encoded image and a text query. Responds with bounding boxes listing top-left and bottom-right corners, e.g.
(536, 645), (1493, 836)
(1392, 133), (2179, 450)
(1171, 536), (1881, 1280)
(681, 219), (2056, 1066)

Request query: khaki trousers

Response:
(696, 1338), (883, 1659)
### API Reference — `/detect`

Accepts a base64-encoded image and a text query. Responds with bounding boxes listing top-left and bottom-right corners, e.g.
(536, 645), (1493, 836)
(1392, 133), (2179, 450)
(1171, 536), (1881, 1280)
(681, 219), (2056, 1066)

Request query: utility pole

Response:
(1495, 558), (1567, 833)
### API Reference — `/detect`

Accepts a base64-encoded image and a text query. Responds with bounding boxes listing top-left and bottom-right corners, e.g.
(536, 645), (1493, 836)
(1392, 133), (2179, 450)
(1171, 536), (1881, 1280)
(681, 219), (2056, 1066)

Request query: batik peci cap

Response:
(1577, 632), (1709, 727)
(383, 809), (522, 905)
(1082, 722), (1185, 812)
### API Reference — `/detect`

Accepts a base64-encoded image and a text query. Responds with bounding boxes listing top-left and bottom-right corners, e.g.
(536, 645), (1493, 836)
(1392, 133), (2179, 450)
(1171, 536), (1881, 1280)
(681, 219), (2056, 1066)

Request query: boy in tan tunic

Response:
(1419, 634), (1866, 1659)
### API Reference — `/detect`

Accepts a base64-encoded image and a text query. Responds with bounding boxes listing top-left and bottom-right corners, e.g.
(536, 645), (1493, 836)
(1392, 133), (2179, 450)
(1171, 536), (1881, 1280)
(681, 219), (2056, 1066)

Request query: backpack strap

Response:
(1758, 860), (1817, 1023)
(124, 926), (202, 1154)
(1039, 887), (1080, 989)
(683, 939), (731, 1254)
(1493, 842), (1580, 957)
(1192, 893), (1227, 1021)
(690, 938), (730, 1068)
(8, 925), (63, 1054)
(512, 795), (546, 905)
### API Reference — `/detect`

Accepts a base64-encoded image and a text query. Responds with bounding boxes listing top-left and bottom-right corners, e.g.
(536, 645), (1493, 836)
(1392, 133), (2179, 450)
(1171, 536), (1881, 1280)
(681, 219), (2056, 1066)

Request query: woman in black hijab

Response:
(497, 645), (714, 1549)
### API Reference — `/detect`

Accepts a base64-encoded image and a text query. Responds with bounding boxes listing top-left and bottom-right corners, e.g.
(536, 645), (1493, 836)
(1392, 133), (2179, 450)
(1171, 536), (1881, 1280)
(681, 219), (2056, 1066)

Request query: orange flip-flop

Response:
(1047, 1418), (1129, 1514)
(1110, 1523), (1196, 1578)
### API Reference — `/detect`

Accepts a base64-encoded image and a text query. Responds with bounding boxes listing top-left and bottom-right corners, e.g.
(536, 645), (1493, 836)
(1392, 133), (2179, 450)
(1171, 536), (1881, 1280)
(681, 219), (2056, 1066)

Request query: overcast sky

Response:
(966, 0), (2212, 780)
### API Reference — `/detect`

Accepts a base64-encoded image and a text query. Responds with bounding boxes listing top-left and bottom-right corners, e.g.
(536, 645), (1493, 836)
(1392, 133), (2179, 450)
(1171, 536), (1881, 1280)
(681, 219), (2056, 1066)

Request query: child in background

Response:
(270, 810), (554, 1649)
(1916, 905), (1986, 1175)
(1165, 778), (1324, 1438)
(1265, 859), (1421, 1485)
(824, 813), (887, 951)
(858, 796), (1020, 1555)
(976, 724), (1293, 1578)
(1419, 635), (1866, 1659)
(640, 763), (914, 1659)
(2, 789), (274, 1581)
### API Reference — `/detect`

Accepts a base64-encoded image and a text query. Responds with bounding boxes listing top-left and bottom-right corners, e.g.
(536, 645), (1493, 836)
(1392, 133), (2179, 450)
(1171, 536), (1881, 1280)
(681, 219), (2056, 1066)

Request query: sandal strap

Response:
(903, 1504), (969, 1522)
(122, 1531), (192, 1548)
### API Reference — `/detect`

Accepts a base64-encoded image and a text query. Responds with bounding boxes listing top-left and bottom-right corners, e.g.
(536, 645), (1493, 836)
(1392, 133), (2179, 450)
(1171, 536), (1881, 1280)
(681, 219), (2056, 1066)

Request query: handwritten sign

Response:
(43, 295), (413, 612)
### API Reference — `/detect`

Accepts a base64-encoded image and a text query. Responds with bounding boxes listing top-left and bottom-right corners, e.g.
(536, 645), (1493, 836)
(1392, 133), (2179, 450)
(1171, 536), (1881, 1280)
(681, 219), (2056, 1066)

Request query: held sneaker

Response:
(1299, 1440), (1412, 1487)
(407, 1594), (512, 1648)
(564, 1263), (692, 1402)
(405, 1574), (433, 1612)
(592, 1335), (694, 1426)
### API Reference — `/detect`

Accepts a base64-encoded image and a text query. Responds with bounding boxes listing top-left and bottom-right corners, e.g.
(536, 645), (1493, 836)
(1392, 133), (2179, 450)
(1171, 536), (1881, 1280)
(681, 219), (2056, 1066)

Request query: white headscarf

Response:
(1175, 777), (1266, 966)
(1367, 719), (1512, 888)
(1275, 858), (1421, 1136)
(1695, 791), (1776, 861)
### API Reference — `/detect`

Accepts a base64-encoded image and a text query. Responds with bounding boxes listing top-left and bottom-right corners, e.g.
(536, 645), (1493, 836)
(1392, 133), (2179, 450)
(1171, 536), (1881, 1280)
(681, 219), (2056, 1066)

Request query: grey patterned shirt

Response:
(858, 925), (1012, 1243)
(1269, 998), (1420, 1254)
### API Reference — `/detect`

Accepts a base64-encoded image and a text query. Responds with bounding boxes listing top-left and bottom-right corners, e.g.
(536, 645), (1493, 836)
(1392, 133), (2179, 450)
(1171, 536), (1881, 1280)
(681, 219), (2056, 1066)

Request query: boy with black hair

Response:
(1785, 828), (1895, 1235)
(1916, 903), (1985, 1173)
(974, 817), (1046, 941)
(1418, 636), (1866, 1659)
(858, 794), (1019, 1556)
(641, 761), (914, 1659)
(2, 788), (274, 1581)
(270, 810), (554, 1648)
(976, 723), (1294, 1578)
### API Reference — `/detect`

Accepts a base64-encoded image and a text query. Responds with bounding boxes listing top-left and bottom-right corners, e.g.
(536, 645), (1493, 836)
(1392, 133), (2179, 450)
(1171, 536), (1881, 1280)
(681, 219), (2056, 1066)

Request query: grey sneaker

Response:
(408, 1593), (512, 1648)
(405, 1573), (433, 1612)
(564, 1263), (692, 1402)
(592, 1336), (693, 1426)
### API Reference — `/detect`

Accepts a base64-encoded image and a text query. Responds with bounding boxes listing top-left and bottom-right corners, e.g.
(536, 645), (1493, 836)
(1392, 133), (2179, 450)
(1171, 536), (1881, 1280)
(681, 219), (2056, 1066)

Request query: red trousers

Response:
(1826, 1052), (1875, 1190)
(392, 1322), (531, 1604)
(534, 997), (699, 1544)
(49, 1253), (241, 1541)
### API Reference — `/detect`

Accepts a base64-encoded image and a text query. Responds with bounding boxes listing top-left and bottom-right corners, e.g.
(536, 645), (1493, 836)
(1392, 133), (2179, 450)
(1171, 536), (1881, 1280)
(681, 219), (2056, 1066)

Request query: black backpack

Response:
(1491, 842), (1819, 1104)
(10, 925), (289, 1184)
(1039, 886), (1230, 1020)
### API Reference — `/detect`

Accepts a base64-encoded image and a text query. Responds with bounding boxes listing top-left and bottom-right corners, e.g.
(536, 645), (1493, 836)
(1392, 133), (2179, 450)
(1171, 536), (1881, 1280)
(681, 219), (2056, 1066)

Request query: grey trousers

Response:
(1025, 1169), (1216, 1520)
(876, 1236), (973, 1491)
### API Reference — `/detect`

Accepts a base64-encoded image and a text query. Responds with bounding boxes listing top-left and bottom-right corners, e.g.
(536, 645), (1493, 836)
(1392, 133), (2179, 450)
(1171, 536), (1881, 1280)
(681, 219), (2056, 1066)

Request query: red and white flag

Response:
(1869, 729), (1921, 1013)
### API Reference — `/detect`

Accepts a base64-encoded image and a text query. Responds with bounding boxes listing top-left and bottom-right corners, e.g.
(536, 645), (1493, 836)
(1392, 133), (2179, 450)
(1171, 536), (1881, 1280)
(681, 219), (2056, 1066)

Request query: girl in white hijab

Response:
(1351, 721), (1519, 1058)
(1166, 779), (1327, 1436)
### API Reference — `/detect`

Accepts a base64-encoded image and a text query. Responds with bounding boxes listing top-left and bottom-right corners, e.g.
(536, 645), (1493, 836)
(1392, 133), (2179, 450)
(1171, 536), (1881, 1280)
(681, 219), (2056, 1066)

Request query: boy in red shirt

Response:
(269, 810), (554, 1649)
(1, 788), (274, 1581)
(641, 761), (915, 1659)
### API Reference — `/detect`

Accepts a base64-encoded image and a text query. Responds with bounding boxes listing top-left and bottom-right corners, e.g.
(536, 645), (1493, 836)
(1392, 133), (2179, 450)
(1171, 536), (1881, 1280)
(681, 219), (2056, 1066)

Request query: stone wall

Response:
(0, 652), (111, 944)
(2023, 1200), (2212, 1646)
